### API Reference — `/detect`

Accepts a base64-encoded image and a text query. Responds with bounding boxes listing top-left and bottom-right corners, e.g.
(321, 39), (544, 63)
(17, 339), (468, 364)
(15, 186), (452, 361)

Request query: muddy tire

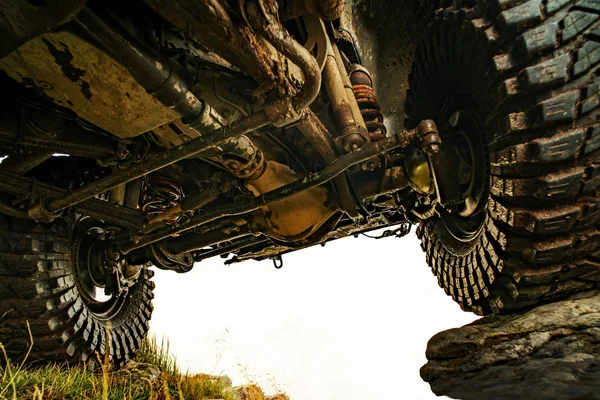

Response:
(0, 216), (154, 367)
(405, 0), (600, 315)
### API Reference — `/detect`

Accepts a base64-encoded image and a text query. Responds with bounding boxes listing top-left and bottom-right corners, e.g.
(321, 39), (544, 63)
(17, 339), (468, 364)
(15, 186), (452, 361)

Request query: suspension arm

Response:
(0, 169), (144, 229)
(40, 111), (270, 216)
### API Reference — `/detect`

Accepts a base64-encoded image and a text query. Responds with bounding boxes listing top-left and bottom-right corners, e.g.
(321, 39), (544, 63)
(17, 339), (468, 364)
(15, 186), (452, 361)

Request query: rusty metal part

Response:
(35, 4), (274, 215)
(0, 169), (144, 229)
(280, 0), (346, 20)
(354, 166), (410, 200)
(295, 110), (358, 216)
(303, 16), (329, 72)
(296, 110), (338, 163)
(144, 172), (237, 229)
(140, 176), (184, 224)
(226, 213), (402, 264)
(219, 136), (267, 181)
(146, 185), (218, 229)
(154, 110), (347, 238)
(109, 182), (127, 206)
(41, 110), (269, 215)
(121, 128), (415, 253)
(246, 160), (336, 240)
(85, 1), (283, 189)
(181, 100), (267, 181)
(144, 0), (279, 84)
(194, 236), (270, 262)
(416, 119), (463, 209)
(0, 30), (182, 138)
(398, 124), (419, 148)
(35, 2), (323, 216)
(322, 41), (368, 152)
(418, 119), (442, 154)
(0, 201), (29, 219)
(0, 105), (117, 160)
(124, 179), (143, 209)
(399, 120), (442, 198)
(74, 8), (203, 121)
(185, 100), (226, 134)
(331, 43), (369, 142)
(0, 151), (53, 175)
(380, 166), (410, 194)
(415, 119), (445, 203)
(350, 65), (387, 141)
(0, 0), (85, 58)
(165, 225), (252, 255)
(140, 221), (254, 272)
(28, 199), (63, 223)
(146, 243), (194, 273)
(168, 94), (268, 181)
(246, 0), (321, 123)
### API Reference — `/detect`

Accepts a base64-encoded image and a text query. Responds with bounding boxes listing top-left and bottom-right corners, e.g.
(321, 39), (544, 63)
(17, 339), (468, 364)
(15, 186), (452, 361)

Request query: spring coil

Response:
(350, 66), (387, 141)
(140, 176), (183, 224)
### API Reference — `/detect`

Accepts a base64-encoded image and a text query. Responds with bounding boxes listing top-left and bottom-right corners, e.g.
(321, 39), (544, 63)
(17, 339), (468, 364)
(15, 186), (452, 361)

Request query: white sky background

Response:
(150, 230), (477, 399)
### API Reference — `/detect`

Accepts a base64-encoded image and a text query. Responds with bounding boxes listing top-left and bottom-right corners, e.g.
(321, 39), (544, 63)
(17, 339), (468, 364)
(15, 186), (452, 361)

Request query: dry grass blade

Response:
(0, 335), (265, 400)
(102, 323), (112, 400)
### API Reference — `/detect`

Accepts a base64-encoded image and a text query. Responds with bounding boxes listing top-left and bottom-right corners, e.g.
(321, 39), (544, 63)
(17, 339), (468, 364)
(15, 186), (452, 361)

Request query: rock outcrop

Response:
(113, 361), (161, 385)
(114, 363), (288, 400)
(422, 291), (600, 400)
(228, 384), (290, 400)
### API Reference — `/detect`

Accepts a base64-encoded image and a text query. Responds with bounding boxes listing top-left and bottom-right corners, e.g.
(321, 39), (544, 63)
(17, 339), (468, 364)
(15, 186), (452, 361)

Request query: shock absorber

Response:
(140, 175), (183, 225)
(350, 65), (387, 141)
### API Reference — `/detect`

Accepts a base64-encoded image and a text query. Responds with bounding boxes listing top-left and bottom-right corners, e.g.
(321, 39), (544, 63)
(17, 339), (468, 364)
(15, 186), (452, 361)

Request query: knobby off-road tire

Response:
(0, 216), (154, 366)
(406, 0), (600, 315)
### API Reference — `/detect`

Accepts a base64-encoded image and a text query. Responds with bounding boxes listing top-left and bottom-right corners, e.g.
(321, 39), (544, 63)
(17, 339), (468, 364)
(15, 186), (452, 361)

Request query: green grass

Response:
(0, 336), (234, 400)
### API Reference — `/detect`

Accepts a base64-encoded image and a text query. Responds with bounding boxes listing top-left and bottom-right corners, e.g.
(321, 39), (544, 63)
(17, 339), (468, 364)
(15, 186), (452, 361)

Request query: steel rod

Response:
(167, 229), (252, 255)
(0, 169), (144, 229)
(45, 111), (270, 213)
(0, 151), (53, 174)
(194, 236), (269, 262)
(0, 202), (29, 219)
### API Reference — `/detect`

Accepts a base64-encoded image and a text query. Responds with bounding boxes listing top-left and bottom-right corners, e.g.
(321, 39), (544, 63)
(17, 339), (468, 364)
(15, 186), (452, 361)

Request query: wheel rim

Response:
(438, 107), (489, 243)
(72, 218), (127, 320)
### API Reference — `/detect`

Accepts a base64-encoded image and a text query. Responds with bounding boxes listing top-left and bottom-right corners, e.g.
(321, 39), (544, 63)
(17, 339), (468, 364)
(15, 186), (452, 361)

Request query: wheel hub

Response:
(437, 110), (488, 242)
(73, 218), (130, 319)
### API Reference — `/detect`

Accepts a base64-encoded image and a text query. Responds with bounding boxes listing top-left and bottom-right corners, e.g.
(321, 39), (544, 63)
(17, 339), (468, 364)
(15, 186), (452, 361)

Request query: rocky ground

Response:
(421, 290), (600, 400)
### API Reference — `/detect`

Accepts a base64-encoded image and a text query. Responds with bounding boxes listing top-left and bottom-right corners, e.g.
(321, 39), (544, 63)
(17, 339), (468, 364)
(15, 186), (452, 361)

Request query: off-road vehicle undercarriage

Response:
(0, 0), (598, 366)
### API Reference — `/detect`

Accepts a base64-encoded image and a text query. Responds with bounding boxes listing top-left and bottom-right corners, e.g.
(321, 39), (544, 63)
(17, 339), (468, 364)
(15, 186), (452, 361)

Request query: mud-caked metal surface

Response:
(344, 0), (421, 131)
(0, 31), (182, 138)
